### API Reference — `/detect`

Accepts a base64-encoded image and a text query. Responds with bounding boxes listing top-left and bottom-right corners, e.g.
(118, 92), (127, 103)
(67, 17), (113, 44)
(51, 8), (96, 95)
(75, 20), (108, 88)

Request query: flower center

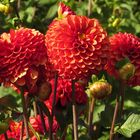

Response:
(78, 33), (86, 39)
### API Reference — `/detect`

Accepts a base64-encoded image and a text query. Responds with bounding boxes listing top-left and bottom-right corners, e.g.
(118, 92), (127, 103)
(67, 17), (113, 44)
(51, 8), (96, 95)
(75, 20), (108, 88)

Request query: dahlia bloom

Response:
(45, 15), (109, 80)
(0, 120), (22, 140)
(58, 2), (75, 18)
(46, 78), (87, 107)
(0, 28), (48, 87)
(106, 32), (140, 86)
(0, 116), (59, 140)
(30, 115), (59, 134)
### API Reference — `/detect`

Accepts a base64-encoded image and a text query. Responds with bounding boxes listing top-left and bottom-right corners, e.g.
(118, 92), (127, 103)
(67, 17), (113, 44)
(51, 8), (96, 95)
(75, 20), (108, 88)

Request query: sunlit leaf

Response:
(117, 113), (140, 138)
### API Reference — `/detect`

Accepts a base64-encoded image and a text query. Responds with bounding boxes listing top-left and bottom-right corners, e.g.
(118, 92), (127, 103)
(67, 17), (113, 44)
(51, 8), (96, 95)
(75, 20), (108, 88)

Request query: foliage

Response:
(0, 0), (140, 139)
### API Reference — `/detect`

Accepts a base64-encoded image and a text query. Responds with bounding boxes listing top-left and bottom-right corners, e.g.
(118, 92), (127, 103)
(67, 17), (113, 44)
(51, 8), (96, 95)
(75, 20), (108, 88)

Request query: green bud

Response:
(112, 18), (121, 27)
(38, 81), (52, 101)
(118, 63), (135, 80)
(0, 122), (9, 134)
(88, 81), (112, 100)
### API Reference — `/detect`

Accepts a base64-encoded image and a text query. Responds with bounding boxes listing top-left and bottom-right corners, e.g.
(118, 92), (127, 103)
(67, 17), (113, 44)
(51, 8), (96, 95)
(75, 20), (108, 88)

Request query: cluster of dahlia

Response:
(0, 1), (140, 139)
(0, 116), (58, 140)
(0, 28), (49, 94)
(45, 78), (87, 108)
(106, 33), (140, 86)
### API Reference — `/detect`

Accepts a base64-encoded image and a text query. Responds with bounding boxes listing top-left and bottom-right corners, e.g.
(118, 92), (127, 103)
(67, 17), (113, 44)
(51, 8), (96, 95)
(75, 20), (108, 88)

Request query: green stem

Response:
(4, 132), (8, 140)
(20, 121), (24, 140)
(88, 97), (95, 138)
(21, 91), (30, 139)
(49, 72), (58, 140)
(37, 105), (47, 135)
(33, 100), (38, 117)
(88, 0), (92, 16)
(120, 81), (126, 119)
(72, 80), (78, 140)
(110, 93), (120, 140)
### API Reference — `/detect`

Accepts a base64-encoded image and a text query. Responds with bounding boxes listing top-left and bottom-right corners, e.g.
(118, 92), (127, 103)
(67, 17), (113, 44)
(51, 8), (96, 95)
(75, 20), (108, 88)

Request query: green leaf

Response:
(0, 86), (19, 98)
(46, 4), (57, 19)
(100, 105), (115, 127)
(115, 57), (130, 69)
(131, 86), (140, 93)
(98, 131), (109, 140)
(124, 86), (140, 111)
(117, 113), (140, 138)
(38, 0), (57, 5)
(28, 122), (40, 140)
(0, 95), (18, 109)
(91, 75), (98, 83)
(37, 100), (51, 119)
(94, 103), (105, 123)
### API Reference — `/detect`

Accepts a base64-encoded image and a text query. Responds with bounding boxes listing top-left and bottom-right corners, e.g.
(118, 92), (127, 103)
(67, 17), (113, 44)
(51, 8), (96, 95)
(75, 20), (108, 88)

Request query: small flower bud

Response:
(112, 18), (121, 27)
(118, 63), (135, 80)
(89, 81), (112, 99)
(0, 4), (13, 15)
(58, 2), (75, 19)
(0, 122), (9, 133)
(38, 81), (52, 101)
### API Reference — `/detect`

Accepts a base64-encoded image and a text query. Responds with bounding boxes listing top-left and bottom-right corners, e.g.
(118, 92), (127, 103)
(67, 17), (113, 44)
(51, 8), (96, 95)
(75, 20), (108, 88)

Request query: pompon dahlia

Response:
(30, 115), (59, 134)
(46, 78), (87, 107)
(105, 32), (140, 86)
(0, 28), (48, 86)
(0, 120), (22, 140)
(45, 15), (109, 80)
(0, 116), (59, 140)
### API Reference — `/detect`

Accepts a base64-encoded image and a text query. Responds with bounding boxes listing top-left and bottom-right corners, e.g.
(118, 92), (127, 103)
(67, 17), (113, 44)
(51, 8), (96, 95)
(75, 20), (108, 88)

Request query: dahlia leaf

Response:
(0, 95), (18, 109)
(38, 0), (57, 5)
(37, 100), (51, 119)
(117, 113), (140, 138)
(28, 122), (40, 140)
(115, 57), (130, 69)
(131, 86), (140, 93)
(0, 86), (19, 98)
(91, 74), (98, 83)
(46, 4), (57, 19)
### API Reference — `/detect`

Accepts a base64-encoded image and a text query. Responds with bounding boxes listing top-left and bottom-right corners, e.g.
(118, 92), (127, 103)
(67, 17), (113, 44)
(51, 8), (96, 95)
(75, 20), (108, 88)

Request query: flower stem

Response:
(21, 91), (30, 139)
(120, 81), (126, 119)
(110, 93), (120, 140)
(49, 72), (58, 140)
(88, 0), (92, 16)
(4, 132), (8, 140)
(33, 100), (38, 117)
(72, 80), (78, 140)
(20, 122), (24, 140)
(88, 97), (95, 138)
(37, 105), (47, 135)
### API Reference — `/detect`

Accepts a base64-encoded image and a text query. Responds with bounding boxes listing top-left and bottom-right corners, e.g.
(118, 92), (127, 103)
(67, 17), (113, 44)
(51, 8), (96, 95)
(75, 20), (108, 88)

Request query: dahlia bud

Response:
(58, 2), (75, 19)
(0, 122), (9, 133)
(37, 81), (52, 101)
(0, 4), (12, 15)
(112, 18), (121, 27)
(87, 76), (112, 99)
(118, 63), (135, 80)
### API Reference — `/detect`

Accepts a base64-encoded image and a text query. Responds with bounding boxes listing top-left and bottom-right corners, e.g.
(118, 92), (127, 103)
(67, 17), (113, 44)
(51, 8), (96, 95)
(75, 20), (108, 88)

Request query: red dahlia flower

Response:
(46, 78), (87, 107)
(0, 116), (59, 140)
(30, 115), (59, 134)
(45, 15), (109, 80)
(0, 120), (22, 140)
(0, 28), (48, 86)
(106, 32), (140, 86)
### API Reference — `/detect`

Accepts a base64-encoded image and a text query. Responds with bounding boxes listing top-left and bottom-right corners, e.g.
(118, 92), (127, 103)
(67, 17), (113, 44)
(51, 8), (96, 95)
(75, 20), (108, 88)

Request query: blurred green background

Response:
(0, 0), (140, 36)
